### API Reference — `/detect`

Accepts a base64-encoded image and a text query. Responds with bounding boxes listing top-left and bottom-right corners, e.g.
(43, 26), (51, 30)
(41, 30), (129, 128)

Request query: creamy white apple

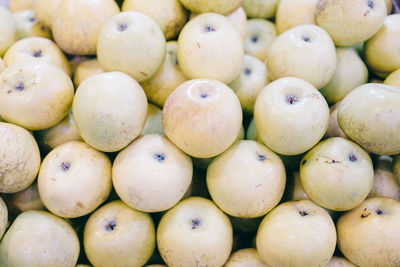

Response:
(275, 0), (317, 34)
(0, 6), (18, 57)
(73, 58), (104, 87)
(243, 0), (280, 19)
(244, 19), (277, 62)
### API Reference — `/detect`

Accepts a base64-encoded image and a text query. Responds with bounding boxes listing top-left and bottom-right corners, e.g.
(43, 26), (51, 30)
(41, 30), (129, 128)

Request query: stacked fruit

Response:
(0, 0), (400, 266)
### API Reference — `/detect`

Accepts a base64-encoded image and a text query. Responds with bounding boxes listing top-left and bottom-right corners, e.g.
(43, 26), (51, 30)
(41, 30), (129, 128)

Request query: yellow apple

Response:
(243, 0), (280, 19)
(225, 248), (267, 267)
(244, 19), (277, 62)
(325, 256), (357, 267)
(384, 68), (400, 88)
(162, 79), (242, 158)
(275, 0), (318, 34)
(179, 0), (242, 15)
(8, 0), (33, 12)
(73, 58), (104, 87)
(33, 0), (62, 28)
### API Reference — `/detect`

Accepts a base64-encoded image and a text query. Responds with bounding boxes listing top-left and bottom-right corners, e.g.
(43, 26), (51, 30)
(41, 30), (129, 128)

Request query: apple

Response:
(122, 0), (188, 40)
(267, 24), (336, 89)
(325, 256), (357, 267)
(337, 83), (400, 155)
(320, 47), (368, 104)
(0, 6), (18, 57)
(179, 0), (242, 15)
(97, 11), (166, 83)
(4, 37), (71, 76)
(52, 0), (120, 55)
(0, 57), (5, 73)
(38, 141), (112, 218)
(225, 248), (267, 267)
(177, 12), (244, 84)
(227, 7), (247, 40)
(0, 210), (80, 266)
(8, 0), (33, 12)
(72, 71), (148, 152)
(162, 79), (242, 158)
(286, 171), (309, 201)
(13, 10), (51, 39)
(324, 101), (348, 139)
(157, 197), (233, 267)
(0, 197), (7, 240)
(275, 0), (317, 34)
(112, 134), (193, 212)
(256, 199), (337, 267)
(300, 137), (374, 211)
(368, 156), (400, 200)
(141, 41), (187, 107)
(33, 0), (62, 28)
(393, 155), (400, 184)
(207, 140), (286, 218)
(384, 67), (400, 88)
(140, 103), (164, 135)
(315, 0), (387, 46)
(0, 61), (74, 130)
(365, 14), (400, 75)
(337, 197), (400, 267)
(229, 54), (269, 113)
(242, 0), (280, 19)
(254, 77), (329, 155)
(0, 122), (40, 193)
(73, 58), (104, 87)
(244, 19), (277, 62)
(84, 200), (155, 267)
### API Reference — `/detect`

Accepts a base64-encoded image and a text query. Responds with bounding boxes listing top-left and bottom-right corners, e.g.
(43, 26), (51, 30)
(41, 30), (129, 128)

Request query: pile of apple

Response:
(0, 0), (400, 266)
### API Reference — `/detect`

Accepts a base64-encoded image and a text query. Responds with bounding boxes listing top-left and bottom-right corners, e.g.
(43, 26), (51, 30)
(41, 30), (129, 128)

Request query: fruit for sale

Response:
(225, 248), (267, 267)
(254, 77), (329, 155)
(0, 61), (74, 130)
(162, 79), (242, 158)
(300, 137), (374, 211)
(180, 0), (242, 15)
(0, 197), (7, 240)
(141, 41), (187, 107)
(0, 210), (80, 266)
(315, 0), (387, 46)
(385, 0), (392, 13)
(256, 199), (336, 267)
(384, 68), (400, 87)
(244, 19), (277, 62)
(177, 12), (244, 84)
(84, 200), (155, 267)
(33, 0), (62, 28)
(8, 0), (33, 12)
(72, 71), (148, 152)
(0, 6), (18, 57)
(324, 102), (348, 139)
(0, 57), (5, 73)
(227, 7), (247, 40)
(4, 37), (71, 76)
(122, 0), (188, 40)
(157, 197), (233, 267)
(394, 155), (400, 184)
(207, 140), (286, 218)
(0, 122), (40, 193)
(229, 54), (269, 113)
(275, 0), (317, 34)
(337, 83), (400, 155)
(267, 24), (336, 89)
(325, 256), (357, 267)
(52, 0), (120, 55)
(246, 118), (259, 141)
(286, 172), (309, 200)
(113, 134), (192, 212)
(368, 156), (400, 200)
(13, 10), (51, 39)
(73, 58), (104, 87)
(365, 14), (400, 75)
(38, 141), (112, 218)
(243, 0), (280, 19)
(97, 11), (166, 83)
(320, 47), (368, 104)
(140, 104), (164, 135)
(337, 197), (400, 267)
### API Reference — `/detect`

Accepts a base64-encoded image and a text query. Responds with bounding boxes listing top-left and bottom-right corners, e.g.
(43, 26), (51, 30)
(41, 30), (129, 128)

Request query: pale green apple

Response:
(244, 19), (277, 62)
(243, 0), (280, 19)
(179, 0), (242, 15)
(140, 103), (164, 135)
(73, 58), (104, 87)
(369, 156), (400, 200)
(275, 0), (317, 34)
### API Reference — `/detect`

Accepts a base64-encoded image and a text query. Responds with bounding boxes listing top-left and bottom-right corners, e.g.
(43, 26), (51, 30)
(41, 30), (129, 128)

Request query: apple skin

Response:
(0, 6), (18, 57)
(4, 37), (71, 76)
(225, 248), (267, 267)
(369, 156), (400, 200)
(179, 0), (242, 15)
(267, 24), (336, 89)
(0, 122), (40, 193)
(254, 77), (329, 155)
(83, 200), (155, 267)
(162, 79), (242, 158)
(365, 15), (400, 74)
(72, 71), (148, 152)
(0, 57), (5, 73)
(13, 10), (51, 40)
(177, 12), (244, 84)
(73, 58), (104, 87)
(243, 0), (280, 19)
(384, 68), (400, 88)
(324, 102), (348, 139)
(0, 197), (7, 241)
(275, 0), (317, 34)
(33, 0), (62, 28)
(337, 197), (400, 267)
(256, 199), (336, 267)
(8, 0), (33, 12)
(325, 256), (357, 267)
(300, 137), (374, 211)
(337, 83), (400, 155)
(227, 7), (247, 40)
(206, 140), (286, 218)
(140, 103), (164, 135)
(157, 197), (233, 267)
(315, 0), (387, 46)
(52, 0), (120, 55)
(97, 11), (166, 83)
(0, 210), (80, 267)
(244, 19), (277, 62)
